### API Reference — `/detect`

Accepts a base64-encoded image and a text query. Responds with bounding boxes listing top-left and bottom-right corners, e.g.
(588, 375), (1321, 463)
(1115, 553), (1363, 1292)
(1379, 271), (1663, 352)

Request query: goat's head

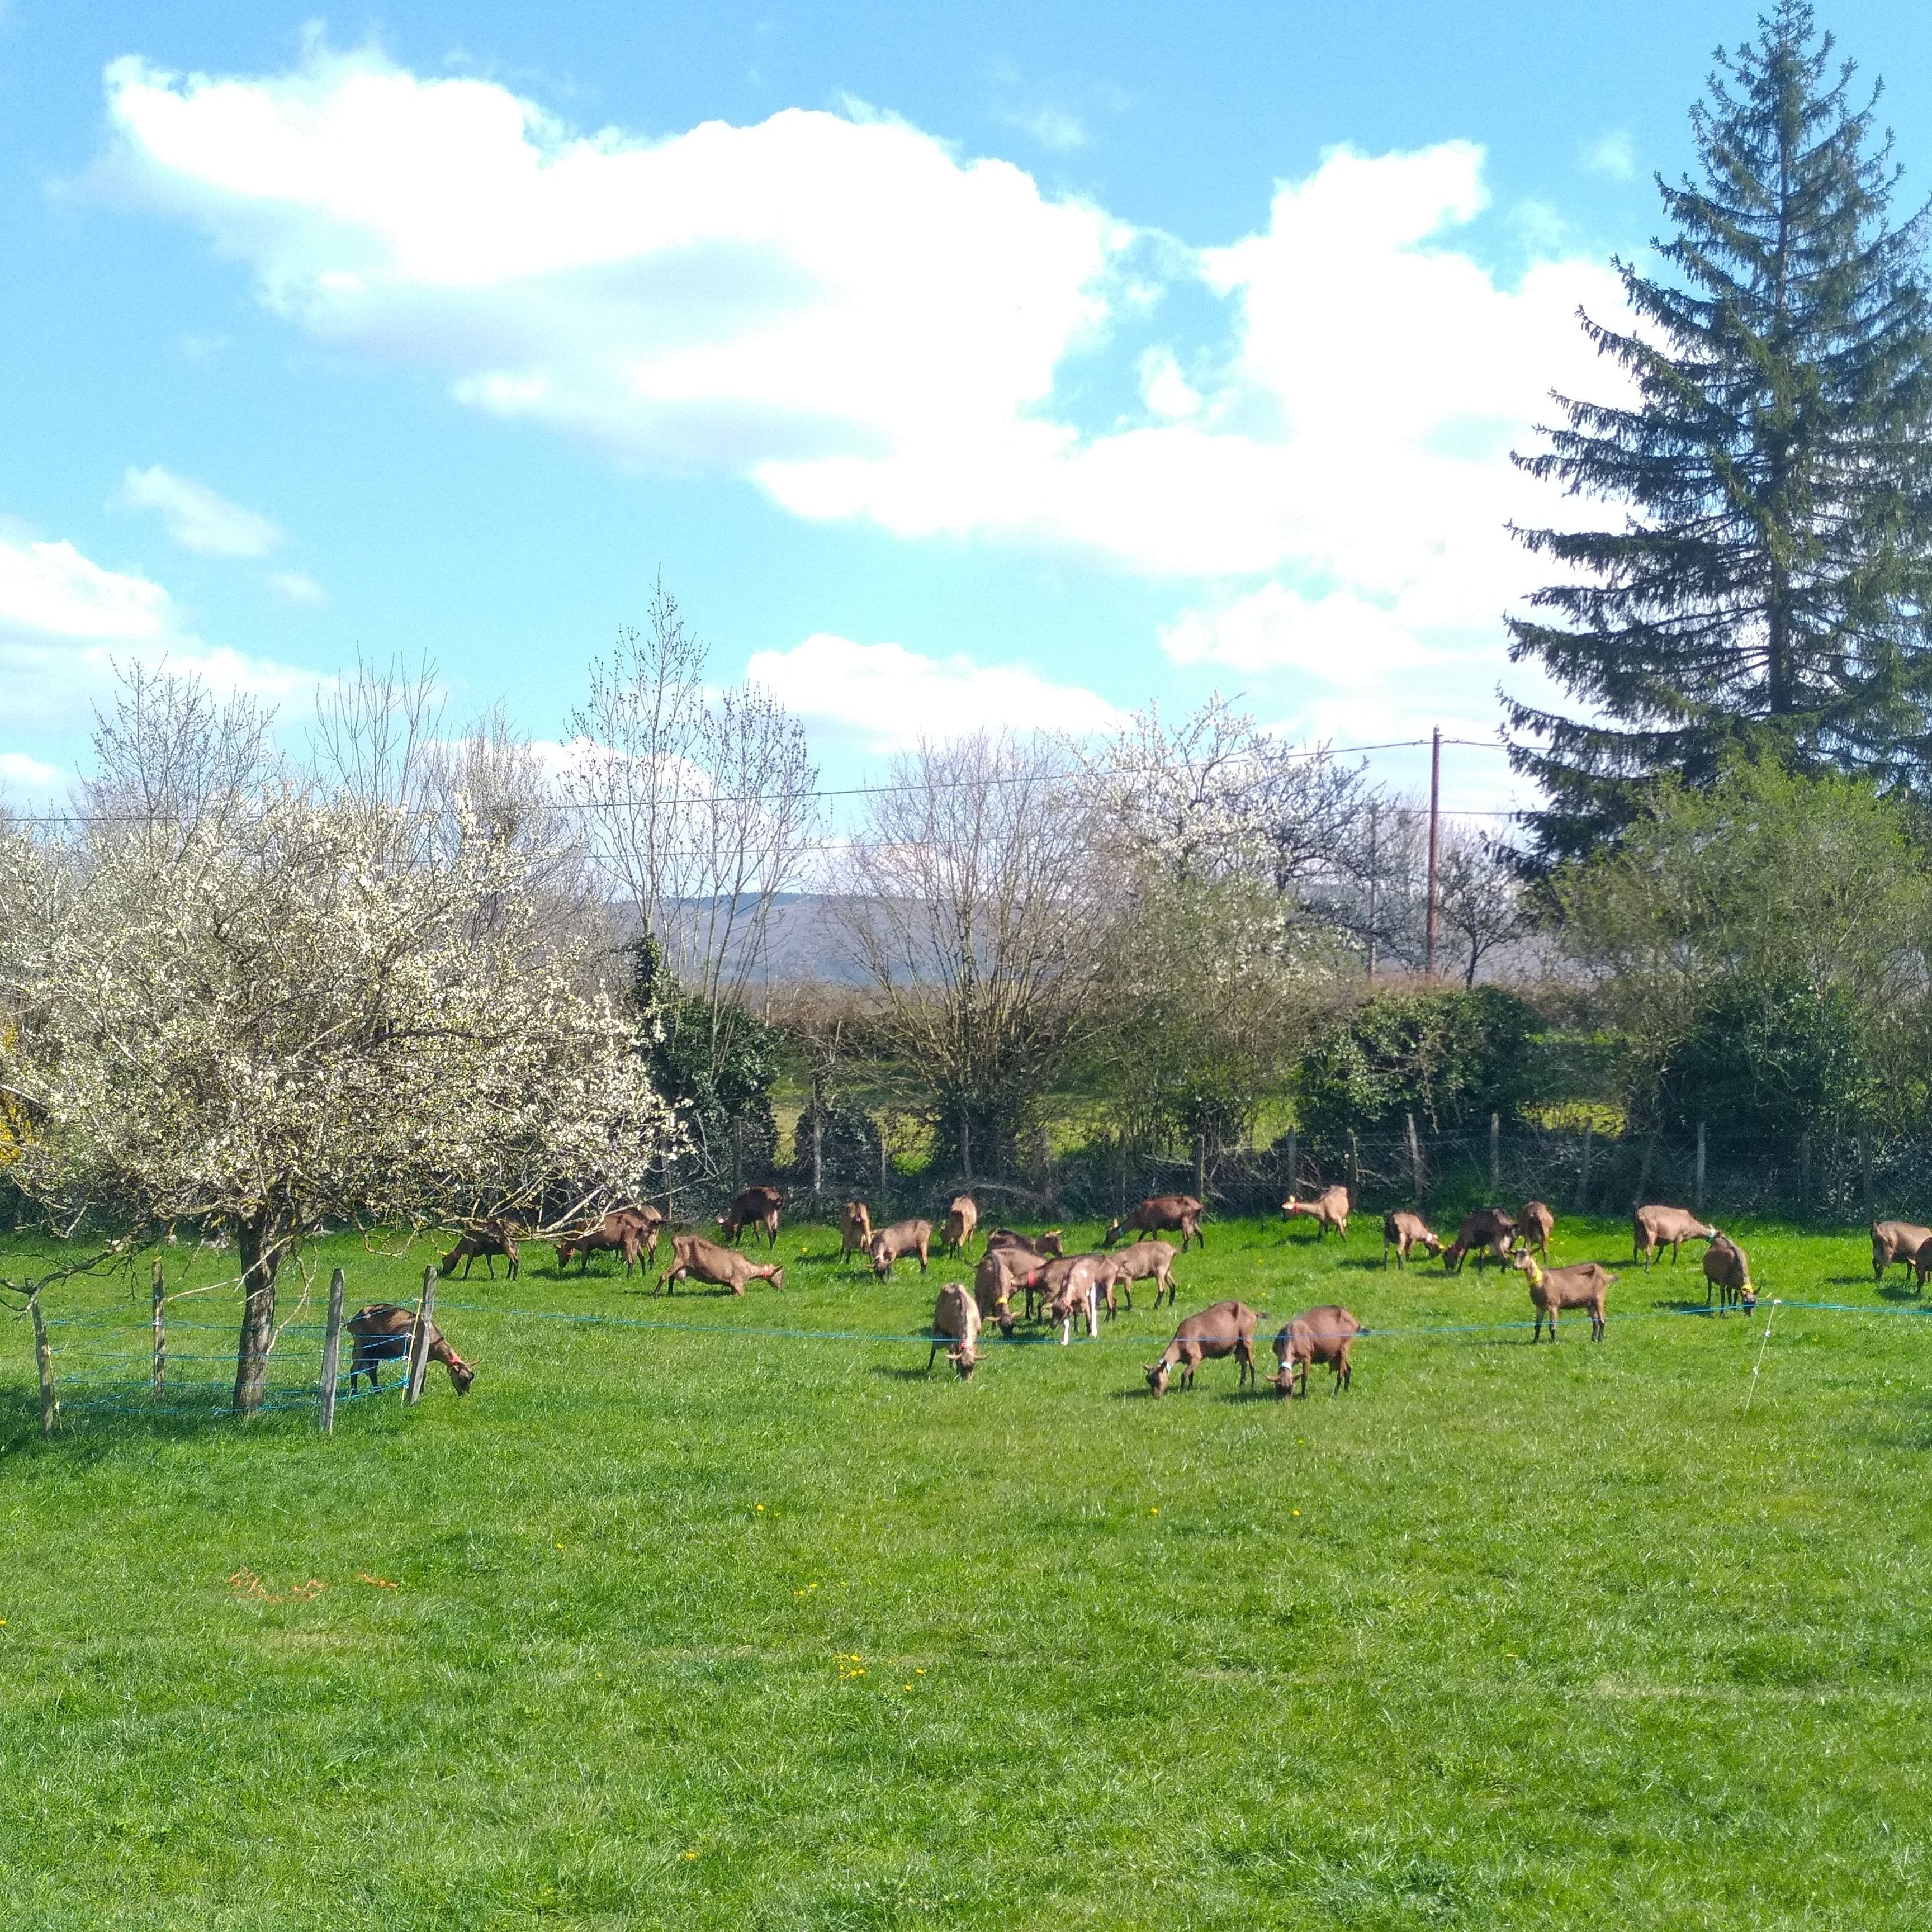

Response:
(1039, 1229), (1063, 1257)
(948, 1341), (977, 1380)
(445, 1352), (476, 1395)
(1144, 1358), (1171, 1398)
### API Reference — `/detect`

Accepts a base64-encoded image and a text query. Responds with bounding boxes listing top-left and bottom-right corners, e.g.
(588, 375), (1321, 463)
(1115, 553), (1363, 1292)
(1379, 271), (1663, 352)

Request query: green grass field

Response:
(2, 1212), (1930, 1929)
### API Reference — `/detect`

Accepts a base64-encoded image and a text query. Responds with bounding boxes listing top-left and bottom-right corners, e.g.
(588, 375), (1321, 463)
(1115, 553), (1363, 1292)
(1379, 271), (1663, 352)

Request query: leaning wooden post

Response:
(318, 1267), (346, 1433)
(1489, 1112), (1501, 1200)
(1578, 1120), (1593, 1214)
(151, 1257), (166, 1399)
(1405, 1112), (1424, 1203)
(30, 1290), (54, 1436)
(1694, 1122), (1707, 1214)
(1347, 1129), (1360, 1202)
(405, 1266), (437, 1407)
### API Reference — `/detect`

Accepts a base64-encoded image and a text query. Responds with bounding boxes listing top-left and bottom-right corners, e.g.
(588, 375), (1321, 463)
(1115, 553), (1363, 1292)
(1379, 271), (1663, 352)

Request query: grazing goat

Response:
(656, 1233), (784, 1296)
(1516, 1252), (1614, 1342)
(1034, 1253), (1119, 1341)
(717, 1185), (783, 1248)
(972, 1249), (1025, 1336)
(927, 1282), (982, 1378)
(1107, 1238), (1179, 1309)
(1518, 1201), (1555, 1262)
(553, 1208), (659, 1276)
(1911, 1238), (1932, 1296)
(1632, 1205), (1716, 1269)
(1281, 1186), (1351, 1241)
(1381, 1210), (1441, 1268)
(1872, 1220), (1932, 1283)
(1273, 1305), (1362, 1399)
(439, 1221), (520, 1281)
(1040, 1256), (1113, 1345)
(988, 1228), (1063, 1258)
(347, 1303), (474, 1395)
(870, 1219), (934, 1278)
(1104, 1194), (1205, 1254)
(840, 1200), (873, 1262)
(1703, 1232), (1756, 1313)
(1145, 1300), (1260, 1397)
(943, 1195), (979, 1256)
(1443, 1208), (1517, 1275)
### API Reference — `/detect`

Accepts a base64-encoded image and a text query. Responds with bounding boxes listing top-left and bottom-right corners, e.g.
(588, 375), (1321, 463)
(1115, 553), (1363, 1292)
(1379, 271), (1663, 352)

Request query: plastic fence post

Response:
(31, 1290), (54, 1435)
(318, 1267), (345, 1433)
(151, 1257), (165, 1399)
(406, 1267), (437, 1406)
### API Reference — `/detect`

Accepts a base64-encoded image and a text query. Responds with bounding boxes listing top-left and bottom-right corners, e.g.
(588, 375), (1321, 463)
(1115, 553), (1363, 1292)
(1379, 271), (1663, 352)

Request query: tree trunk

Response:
(234, 1211), (292, 1415)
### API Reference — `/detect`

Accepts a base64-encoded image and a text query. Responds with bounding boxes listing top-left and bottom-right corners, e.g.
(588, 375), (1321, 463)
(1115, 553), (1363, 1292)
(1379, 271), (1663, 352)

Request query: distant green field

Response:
(1, 1213), (1929, 1929)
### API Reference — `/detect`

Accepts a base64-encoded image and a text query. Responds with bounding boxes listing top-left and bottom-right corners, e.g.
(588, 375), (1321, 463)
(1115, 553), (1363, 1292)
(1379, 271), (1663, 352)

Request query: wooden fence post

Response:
(318, 1267), (346, 1433)
(1116, 1131), (1127, 1222)
(1195, 1132), (1207, 1205)
(1694, 1122), (1707, 1214)
(811, 1098), (824, 1201)
(1799, 1133), (1812, 1221)
(1489, 1112), (1500, 1200)
(1348, 1130), (1360, 1203)
(1406, 1113), (1424, 1203)
(1578, 1120), (1593, 1214)
(151, 1257), (166, 1399)
(962, 1114), (973, 1187)
(1860, 1129), (1873, 1221)
(30, 1291), (54, 1435)
(1285, 1129), (1299, 1200)
(406, 1266), (437, 1407)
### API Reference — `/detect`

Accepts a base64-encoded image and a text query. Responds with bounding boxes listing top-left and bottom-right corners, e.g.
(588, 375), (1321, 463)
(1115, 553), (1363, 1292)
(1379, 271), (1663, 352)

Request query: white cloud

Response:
(0, 527), (316, 753)
(1004, 104), (1087, 151)
(268, 568), (326, 604)
(744, 633), (1128, 752)
(117, 465), (283, 557)
(1138, 346), (1199, 420)
(0, 751), (61, 791)
(1581, 131), (1636, 180)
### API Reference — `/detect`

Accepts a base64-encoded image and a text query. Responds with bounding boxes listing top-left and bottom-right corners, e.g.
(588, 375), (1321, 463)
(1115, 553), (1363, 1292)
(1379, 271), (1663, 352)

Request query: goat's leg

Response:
(1059, 1314), (1071, 1347)
(926, 1337), (940, 1373)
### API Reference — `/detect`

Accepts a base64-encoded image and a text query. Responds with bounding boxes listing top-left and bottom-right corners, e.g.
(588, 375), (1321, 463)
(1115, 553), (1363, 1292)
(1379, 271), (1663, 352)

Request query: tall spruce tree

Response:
(1505, 1), (1932, 864)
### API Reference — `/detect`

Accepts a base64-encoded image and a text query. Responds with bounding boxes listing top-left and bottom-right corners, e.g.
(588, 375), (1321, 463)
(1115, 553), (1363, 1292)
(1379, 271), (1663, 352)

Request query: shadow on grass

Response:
(0, 1380), (400, 1465)
(869, 1365), (935, 1382)
(1876, 1281), (1926, 1304)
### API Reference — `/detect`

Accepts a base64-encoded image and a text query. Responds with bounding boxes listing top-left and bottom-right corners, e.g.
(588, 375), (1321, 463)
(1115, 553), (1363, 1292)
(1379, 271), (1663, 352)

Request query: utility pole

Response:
(1424, 726), (1441, 978)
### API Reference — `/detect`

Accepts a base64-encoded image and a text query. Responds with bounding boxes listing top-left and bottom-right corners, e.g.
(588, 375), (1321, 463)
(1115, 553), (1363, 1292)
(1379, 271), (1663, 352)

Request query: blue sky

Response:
(5, 1), (1932, 813)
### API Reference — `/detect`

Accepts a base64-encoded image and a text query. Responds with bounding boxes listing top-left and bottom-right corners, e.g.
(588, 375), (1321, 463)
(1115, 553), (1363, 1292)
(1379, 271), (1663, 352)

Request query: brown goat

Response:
(1272, 1305), (1362, 1398)
(1703, 1232), (1756, 1313)
(1632, 1205), (1716, 1269)
(840, 1200), (874, 1261)
(1039, 1253), (1115, 1344)
(347, 1303), (474, 1395)
(1443, 1208), (1517, 1275)
(943, 1195), (979, 1256)
(1145, 1300), (1260, 1397)
(927, 1282), (982, 1378)
(656, 1233), (784, 1296)
(1107, 1238), (1179, 1309)
(1381, 1210), (1442, 1268)
(1281, 1186), (1351, 1241)
(1911, 1238), (1932, 1295)
(1516, 1252), (1614, 1342)
(988, 1227), (1063, 1258)
(1518, 1201), (1555, 1262)
(972, 1248), (1026, 1335)
(1872, 1220), (1932, 1283)
(717, 1185), (783, 1248)
(870, 1219), (934, 1278)
(439, 1221), (521, 1281)
(552, 1208), (659, 1276)
(1105, 1195), (1205, 1254)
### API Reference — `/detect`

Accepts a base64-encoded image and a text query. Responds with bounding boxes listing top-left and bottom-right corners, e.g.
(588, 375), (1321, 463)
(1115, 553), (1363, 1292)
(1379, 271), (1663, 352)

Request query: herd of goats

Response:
(349, 1177), (1932, 1404)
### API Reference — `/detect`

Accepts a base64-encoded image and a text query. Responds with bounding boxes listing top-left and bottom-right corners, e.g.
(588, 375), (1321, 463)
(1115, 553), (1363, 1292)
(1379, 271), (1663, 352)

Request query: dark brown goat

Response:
(1443, 1208), (1517, 1275)
(1272, 1305), (1362, 1398)
(988, 1228), (1063, 1258)
(1105, 1195), (1205, 1254)
(717, 1185), (783, 1248)
(1518, 1201), (1555, 1262)
(439, 1221), (520, 1280)
(1145, 1300), (1259, 1396)
(347, 1303), (474, 1395)
(1703, 1232), (1756, 1312)
(552, 1208), (660, 1276)
(840, 1200), (873, 1262)
(1872, 1220), (1932, 1283)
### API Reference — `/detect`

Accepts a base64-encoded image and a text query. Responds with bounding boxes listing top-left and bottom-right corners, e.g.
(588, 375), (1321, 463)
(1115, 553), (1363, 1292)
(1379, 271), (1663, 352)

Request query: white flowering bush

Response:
(0, 792), (673, 1409)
